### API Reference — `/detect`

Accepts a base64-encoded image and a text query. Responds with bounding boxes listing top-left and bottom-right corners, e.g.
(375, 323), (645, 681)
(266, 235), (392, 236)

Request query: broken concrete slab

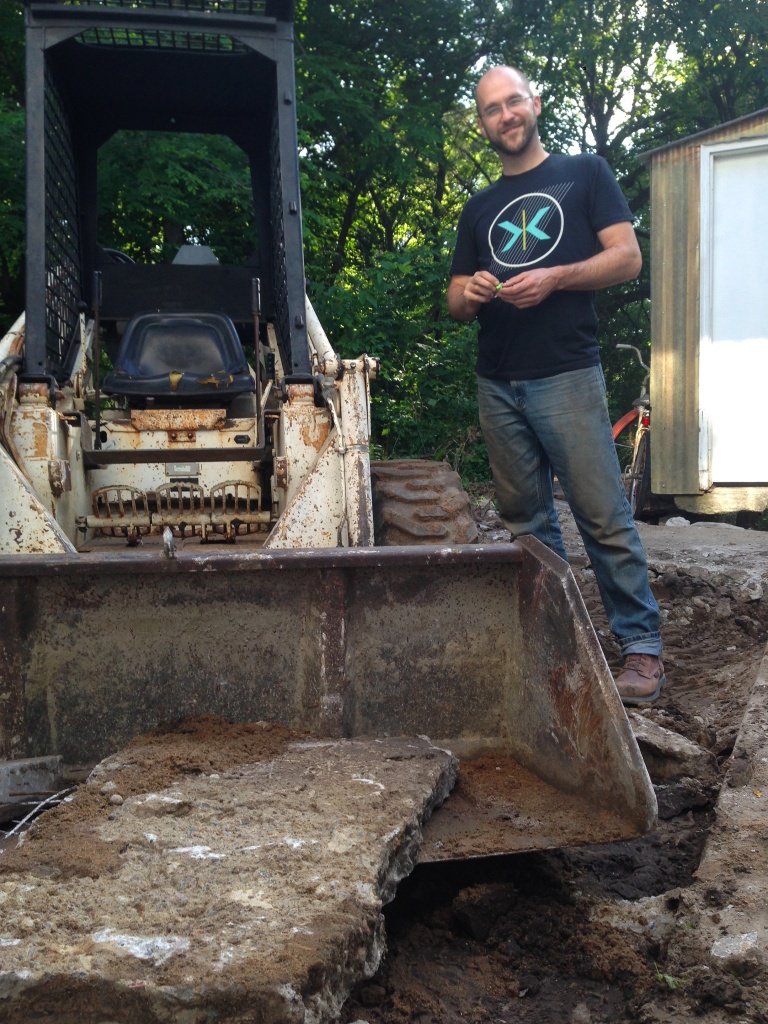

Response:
(0, 719), (456, 1023)
(626, 712), (719, 785)
(690, 659), (768, 977)
(0, 756), (63, 804)
(0, 755), (65, 827)
(0, 753), (64, 806)
(626, 711), (721, 819)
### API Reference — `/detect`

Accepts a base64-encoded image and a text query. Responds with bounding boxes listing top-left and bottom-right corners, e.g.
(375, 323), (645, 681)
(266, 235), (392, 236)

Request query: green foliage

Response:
(654, 963), (683, 991)
(665, 0), (768, 125)
(97, 131), (256, 265)
(0, 2), (24, 107)
(297, 0), (490, 277)
(0, 96), (25, 333)
(309, 240), (489, 480)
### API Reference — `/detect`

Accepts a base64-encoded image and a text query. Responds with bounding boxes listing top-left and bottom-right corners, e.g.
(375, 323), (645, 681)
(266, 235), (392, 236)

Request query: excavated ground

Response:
(338, 503), (768, 1024)
(2, 503), (768, 1024)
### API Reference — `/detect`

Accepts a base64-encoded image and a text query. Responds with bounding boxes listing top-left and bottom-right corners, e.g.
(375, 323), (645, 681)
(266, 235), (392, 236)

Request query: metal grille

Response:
(47, 1), (280, 53)
(77, 28), (243, 51)
(155, 482), (209, 537)
(269, 101), (290, 361)
(90, 485), (151, 543)
(44, 65), (81, 378)
(51, 1), (269, 12)
(210, 479), (264, 537)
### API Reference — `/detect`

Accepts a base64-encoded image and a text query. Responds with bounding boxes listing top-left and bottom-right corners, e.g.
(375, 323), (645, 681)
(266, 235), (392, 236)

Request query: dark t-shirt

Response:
(449, 153), (633, 380)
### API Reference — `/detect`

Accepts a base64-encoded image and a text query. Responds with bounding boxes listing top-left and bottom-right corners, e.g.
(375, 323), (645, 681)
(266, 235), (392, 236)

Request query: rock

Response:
(128, 794), (192, 817)
(711, 932), (764, 978)
(740, 580), (764, 602)
(627, 713), (718, 784)
(655, 777), (716, 818)
(659, 570), (681, 589)
(735, 616), (761, 637)
(712, 568), (764, 602)
(518, 974), (541, 997)
(572, 1001), (592, 1023)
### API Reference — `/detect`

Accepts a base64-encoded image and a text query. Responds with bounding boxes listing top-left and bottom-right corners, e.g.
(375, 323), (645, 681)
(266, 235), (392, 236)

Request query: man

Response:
(447, 65), (663, 705)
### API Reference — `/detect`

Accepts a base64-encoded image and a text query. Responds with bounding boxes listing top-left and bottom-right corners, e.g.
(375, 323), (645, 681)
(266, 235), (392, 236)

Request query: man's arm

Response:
(447, 221), (641, 317)
(497, 221), (641, 309)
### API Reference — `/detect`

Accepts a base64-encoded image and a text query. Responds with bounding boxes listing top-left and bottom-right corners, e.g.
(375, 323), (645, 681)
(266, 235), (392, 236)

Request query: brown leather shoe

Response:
(614, 654), (665, 706)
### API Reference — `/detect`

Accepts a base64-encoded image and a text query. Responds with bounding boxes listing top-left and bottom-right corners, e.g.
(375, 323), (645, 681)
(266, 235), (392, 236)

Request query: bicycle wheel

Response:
(612, 407), (639, 479)
(628, 431), (651, 518)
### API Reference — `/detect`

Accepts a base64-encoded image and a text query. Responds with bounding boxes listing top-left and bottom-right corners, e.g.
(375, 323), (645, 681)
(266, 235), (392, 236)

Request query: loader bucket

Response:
(0, 537), (655, 859)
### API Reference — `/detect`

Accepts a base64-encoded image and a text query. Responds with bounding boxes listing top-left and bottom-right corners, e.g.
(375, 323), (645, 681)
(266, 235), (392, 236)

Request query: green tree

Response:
(0, 1), (24, 106)
(0, 97), (24, 331)
(666, 0), (768, 126)
(97, 131), (256, 265)
(0, 2), (25, 332)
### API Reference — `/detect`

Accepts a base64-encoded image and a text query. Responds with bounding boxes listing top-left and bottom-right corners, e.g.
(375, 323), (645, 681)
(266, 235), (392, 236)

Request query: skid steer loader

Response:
(0, 0), (655, 860)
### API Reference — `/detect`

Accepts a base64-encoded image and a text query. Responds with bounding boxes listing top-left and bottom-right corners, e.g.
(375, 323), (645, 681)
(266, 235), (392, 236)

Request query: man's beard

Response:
(488, 118), (538, 158)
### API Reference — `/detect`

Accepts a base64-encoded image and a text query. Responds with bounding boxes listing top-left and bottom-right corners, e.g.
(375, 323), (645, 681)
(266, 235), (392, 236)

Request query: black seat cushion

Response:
(103, 312), (255, 401)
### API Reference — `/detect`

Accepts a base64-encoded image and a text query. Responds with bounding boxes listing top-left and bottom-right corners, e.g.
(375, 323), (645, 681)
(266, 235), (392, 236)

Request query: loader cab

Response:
(16, 0), (318, 551)
(22, 0), (312, 391)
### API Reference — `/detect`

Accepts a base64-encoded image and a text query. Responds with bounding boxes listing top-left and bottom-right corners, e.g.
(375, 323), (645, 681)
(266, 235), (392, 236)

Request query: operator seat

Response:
(102, 311), (255, 406)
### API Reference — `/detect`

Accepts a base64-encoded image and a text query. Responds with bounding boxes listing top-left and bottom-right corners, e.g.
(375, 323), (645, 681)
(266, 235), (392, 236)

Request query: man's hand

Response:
(447, 272), (499, 321)
(496, 267), (560, 309)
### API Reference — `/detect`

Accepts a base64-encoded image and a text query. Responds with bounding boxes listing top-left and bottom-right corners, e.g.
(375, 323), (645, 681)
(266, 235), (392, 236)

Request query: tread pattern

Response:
(369, 460), (479, 546)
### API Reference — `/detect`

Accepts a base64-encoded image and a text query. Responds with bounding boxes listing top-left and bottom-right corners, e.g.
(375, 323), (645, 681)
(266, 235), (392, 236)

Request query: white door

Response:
(700, 140), (768, 484)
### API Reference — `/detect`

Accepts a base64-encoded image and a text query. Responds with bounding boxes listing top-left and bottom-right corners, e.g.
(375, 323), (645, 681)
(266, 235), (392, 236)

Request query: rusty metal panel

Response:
(0, 444), (76, 554)
(0, 538), (656, 855)
(130, 409), (227, 431)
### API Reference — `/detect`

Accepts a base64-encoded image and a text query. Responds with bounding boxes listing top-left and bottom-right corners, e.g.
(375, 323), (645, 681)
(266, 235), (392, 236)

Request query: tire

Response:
(628, 431), (651, 518)
(369, 459), (479, 546)
(612, 407), (639, 476)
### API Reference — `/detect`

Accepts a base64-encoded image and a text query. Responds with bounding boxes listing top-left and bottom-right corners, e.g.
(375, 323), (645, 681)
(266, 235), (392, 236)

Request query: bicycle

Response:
(612, 344), (652, 518)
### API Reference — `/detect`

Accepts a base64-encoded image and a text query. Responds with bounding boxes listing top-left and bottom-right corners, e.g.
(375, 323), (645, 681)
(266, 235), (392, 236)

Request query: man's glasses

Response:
(480, 95), (532, 121)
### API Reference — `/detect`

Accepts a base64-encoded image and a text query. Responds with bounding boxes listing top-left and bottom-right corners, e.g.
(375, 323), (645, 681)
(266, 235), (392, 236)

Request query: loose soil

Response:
(338, 503), (768, 1024)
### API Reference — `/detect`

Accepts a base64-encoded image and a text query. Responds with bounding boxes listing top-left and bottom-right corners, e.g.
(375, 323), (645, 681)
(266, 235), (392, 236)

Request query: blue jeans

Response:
(477, 367), (661, 657)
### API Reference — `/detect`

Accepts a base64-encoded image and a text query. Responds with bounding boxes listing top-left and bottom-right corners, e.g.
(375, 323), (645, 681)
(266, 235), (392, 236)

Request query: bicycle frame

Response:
(612, 345), (652, 516)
